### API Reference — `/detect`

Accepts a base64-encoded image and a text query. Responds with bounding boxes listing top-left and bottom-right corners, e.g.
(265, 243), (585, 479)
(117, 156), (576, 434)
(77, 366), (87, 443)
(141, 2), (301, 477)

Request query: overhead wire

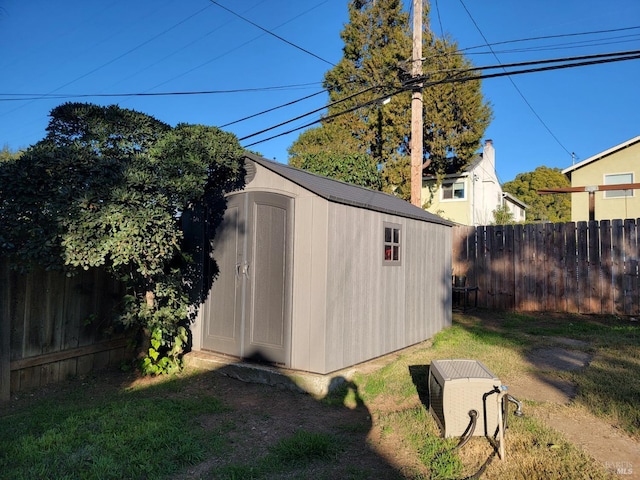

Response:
(463, 35), (640, 57)
(458, 25), (640, 54)
(208, 0), (335, 67)
(240, 84), (392, 141)
(147, 1), (334, 93)
(4, 3), (640, 153)
(4, 49), (638, 102)
(242, 85), (407, 147)
(412, 49), (640, 80)
(219, 89), (327, 128)
(0, 2), (214, 118)
(0, 83), (323, 102)
(457, 0), (573, 159)
(107, 0), (271, 90)
(433, 0), (444, 38)
(241, 50), (640, 148)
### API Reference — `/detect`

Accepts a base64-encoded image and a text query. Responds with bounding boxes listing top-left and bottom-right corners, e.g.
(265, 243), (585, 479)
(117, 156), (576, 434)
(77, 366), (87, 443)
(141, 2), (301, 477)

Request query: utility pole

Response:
(410, 0), (423, 207)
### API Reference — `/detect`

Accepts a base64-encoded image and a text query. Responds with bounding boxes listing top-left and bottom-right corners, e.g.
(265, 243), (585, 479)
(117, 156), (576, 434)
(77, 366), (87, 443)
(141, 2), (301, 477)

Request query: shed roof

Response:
(246, 153), (453, 226)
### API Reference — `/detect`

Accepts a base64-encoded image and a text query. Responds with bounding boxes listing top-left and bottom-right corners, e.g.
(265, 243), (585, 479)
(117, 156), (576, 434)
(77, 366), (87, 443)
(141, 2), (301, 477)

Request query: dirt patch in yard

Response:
(505, 346), (592, 404)
(502, 339), (639, 479)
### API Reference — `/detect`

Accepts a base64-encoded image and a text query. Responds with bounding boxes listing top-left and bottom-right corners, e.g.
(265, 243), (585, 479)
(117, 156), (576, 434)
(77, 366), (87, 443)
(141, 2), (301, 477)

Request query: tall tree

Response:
(0, 102), (245, 373)
(290, 120), (382, 188)
(502, 166), (571, 223)
(290, 0), (411, 178)
(421, 37), (492, 175)
(288, 0), (491, 199)
(0, 145), (22, 162)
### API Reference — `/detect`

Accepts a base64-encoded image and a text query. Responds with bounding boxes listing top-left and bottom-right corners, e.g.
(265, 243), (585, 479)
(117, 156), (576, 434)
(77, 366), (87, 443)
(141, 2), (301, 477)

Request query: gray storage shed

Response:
(190, 153), (453, 374)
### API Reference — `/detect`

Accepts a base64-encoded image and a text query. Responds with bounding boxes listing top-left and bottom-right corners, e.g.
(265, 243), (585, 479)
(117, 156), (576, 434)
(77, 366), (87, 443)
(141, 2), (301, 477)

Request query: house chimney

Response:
(483, 139), (495, 171)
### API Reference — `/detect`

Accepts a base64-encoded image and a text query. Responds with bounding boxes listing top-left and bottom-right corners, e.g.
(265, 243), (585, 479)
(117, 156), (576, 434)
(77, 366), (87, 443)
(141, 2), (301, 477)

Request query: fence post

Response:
(1, 259), (10, 401)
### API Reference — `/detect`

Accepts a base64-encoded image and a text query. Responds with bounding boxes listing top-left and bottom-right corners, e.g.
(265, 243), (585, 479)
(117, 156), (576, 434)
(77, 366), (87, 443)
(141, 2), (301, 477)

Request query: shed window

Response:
(383, 223), (401, 266)
(604, 173), (634, 198)
(442, 180), (465, 200)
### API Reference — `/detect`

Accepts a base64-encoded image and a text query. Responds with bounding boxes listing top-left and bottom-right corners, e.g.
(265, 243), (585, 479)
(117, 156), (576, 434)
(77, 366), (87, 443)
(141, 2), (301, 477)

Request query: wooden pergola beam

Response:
(537, 183), (640, 194)
(537, 183), (640, 221)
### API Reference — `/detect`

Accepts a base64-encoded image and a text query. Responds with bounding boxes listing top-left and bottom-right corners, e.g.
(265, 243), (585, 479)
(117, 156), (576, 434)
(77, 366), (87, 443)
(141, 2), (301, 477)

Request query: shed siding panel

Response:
(324, 204), (451, 373)
(405, 216), (451, 342)
(289, 196), (330, 373)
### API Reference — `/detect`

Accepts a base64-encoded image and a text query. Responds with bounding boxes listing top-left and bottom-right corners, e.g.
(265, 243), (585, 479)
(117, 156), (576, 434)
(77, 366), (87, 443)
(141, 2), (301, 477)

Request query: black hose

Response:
(454, 409), (478, 450)
(463, 449), (497, 480)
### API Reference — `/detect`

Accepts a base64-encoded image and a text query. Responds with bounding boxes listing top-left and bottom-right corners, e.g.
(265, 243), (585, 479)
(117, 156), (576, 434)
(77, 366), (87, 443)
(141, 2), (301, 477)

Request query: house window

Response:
(383, 223), (401, 266)
(604, 173), (634, 198)
(442, 180), (465, 200)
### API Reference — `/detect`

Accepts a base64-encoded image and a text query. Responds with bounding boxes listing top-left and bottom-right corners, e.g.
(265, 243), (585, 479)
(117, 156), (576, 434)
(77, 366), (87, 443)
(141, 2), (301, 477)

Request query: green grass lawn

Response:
(0, 384), (229, 479)
(1, 310), (638, 479)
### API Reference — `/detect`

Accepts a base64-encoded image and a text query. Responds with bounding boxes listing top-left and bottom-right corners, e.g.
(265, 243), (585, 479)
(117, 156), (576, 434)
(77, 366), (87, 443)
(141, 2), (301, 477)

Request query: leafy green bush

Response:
(0, 103), (246, 373)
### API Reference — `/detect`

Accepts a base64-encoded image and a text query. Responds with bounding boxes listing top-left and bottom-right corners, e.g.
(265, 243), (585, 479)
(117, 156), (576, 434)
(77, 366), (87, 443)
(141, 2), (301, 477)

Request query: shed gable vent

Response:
(244, 160), (257, 184)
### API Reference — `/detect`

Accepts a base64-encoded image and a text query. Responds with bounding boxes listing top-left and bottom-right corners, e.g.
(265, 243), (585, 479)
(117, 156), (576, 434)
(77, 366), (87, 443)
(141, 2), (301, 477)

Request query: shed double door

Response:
(202, 192), (292, 366)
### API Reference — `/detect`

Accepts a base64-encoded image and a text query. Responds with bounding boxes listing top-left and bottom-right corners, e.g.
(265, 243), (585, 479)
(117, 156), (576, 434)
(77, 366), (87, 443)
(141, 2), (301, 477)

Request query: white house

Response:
(423, 140), (526, 225)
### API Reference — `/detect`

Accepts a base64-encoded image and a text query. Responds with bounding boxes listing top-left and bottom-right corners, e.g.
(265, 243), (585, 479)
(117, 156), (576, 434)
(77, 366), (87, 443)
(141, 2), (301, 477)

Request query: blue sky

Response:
(1, 0), (639, 183)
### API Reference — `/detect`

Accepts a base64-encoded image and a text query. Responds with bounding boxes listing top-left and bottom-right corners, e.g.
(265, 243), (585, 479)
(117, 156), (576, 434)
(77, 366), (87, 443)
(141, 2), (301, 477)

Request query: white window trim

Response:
(440, 179), (467, 202)
(603, 172), (634, 199)
(382, 222), (402, 266)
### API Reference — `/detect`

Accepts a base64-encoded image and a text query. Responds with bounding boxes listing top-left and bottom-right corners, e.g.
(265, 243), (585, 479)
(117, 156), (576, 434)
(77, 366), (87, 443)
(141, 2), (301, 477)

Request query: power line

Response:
(458, 0), (572, 157)
(416, 49), (640, 79)
(242, 85), (406, 148)
(146, 1), (333, 94)
(3, 49), (637, 110)
(468, 34), (640, 55)
(220, 89), (327, 128)
(241, 51), (640, 148)
(419, 26), (640, 62)
(240, 84), (388, 141)
(458, 25), (640, 54)
(106, 1), (275, 92)
(208, 0), (335, 67)
(3, 49), (638, 148)
(0, 3), (215, 121)
(0, 82), (323, 102)
(433, 0), (444, 37)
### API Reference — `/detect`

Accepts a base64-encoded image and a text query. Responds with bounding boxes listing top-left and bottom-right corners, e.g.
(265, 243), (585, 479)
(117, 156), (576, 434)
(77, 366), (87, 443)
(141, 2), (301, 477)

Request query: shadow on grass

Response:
(453, 309), (640, 439)
(0, 362), (406, 480)
(408, 364), (431, 410)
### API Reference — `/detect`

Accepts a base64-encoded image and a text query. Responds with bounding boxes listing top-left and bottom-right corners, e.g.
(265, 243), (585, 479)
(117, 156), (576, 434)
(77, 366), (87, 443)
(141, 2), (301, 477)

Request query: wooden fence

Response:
(1, 258), (133, 401)
(5, 218), (639, 400)
(453, 219), (640, 314)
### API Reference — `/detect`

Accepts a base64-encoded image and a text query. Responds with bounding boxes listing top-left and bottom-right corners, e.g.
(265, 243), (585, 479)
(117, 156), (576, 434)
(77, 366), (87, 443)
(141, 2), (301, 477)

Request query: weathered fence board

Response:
(452, 219), (640, 314)
(612, 220), (625, 315)
(1, 259), (132, 400)
(600, 221), (613, 313)
(1, 263), (10, 401)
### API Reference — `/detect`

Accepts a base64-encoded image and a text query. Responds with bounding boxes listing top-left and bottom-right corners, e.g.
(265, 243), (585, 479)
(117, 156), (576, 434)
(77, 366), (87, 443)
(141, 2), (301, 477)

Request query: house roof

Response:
(422, 154), (482, 180)
(503, 192), (528, 209)
(246, 153), (453, 226)
(562, 135), (640, 175)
